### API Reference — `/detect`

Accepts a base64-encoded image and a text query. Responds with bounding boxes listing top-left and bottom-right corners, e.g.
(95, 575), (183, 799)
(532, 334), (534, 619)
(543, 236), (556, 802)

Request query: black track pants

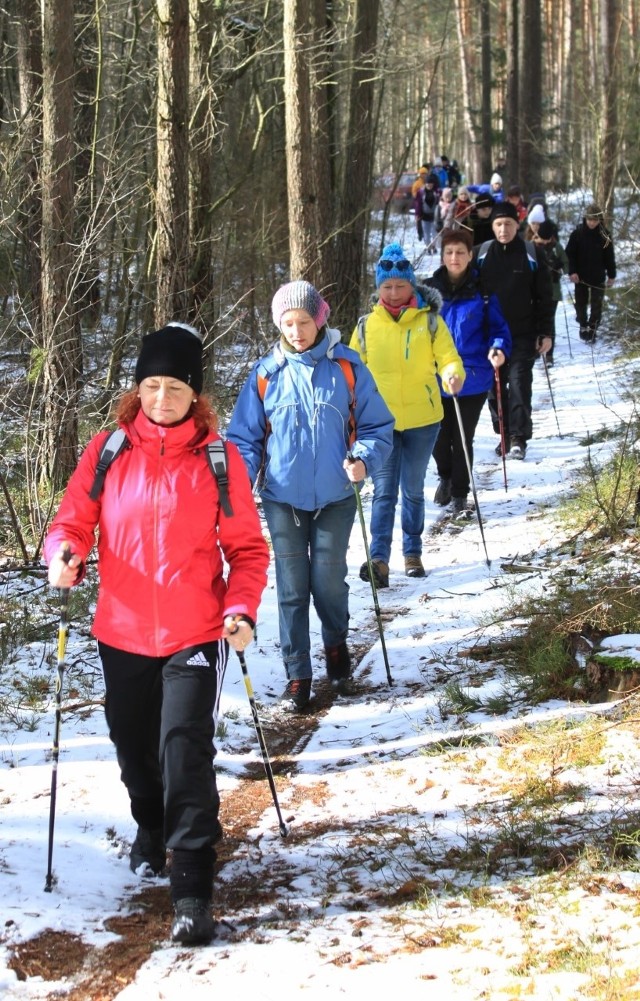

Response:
(99, 639), (228, 852)
(432, 393), (487, 498)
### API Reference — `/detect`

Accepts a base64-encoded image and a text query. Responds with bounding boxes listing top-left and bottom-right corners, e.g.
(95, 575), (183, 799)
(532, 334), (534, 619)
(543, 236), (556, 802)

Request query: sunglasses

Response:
(378, 259), (412, 272)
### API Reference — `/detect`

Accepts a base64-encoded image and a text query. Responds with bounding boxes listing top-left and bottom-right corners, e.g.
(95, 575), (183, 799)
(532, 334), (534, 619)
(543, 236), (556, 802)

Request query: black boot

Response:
(129, 826), (166, 876)
(171, 898), (215, 945)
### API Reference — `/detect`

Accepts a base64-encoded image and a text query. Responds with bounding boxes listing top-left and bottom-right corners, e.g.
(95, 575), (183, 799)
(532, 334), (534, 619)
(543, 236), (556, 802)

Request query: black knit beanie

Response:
(135, 322), (204, 394)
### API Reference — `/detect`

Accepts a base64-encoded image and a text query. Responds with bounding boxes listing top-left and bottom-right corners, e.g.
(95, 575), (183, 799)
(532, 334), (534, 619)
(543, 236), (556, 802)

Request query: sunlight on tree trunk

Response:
(40, 0), (81, 490)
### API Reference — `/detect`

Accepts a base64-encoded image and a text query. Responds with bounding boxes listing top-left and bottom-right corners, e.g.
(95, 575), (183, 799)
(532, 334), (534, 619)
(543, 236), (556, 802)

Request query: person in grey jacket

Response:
(227, 281), (394, 712)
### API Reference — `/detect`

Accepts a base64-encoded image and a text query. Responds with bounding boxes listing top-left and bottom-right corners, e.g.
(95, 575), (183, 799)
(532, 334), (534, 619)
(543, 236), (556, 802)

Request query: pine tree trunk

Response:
(332, 0), (380, 333)
(156, 0), (190, 324)
(40, 0), (81, 490)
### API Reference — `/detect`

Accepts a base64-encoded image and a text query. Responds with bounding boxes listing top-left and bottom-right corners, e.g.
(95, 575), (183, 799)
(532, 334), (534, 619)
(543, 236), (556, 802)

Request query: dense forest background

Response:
(0, 0), (637, 556)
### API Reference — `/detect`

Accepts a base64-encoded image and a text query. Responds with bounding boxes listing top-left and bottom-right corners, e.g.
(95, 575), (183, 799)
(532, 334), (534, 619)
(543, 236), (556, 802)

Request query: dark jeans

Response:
(262, 495), (357, 681)
(488, 348), (537, 442)
(369, 423), (441, 563)
(99, 639), (227, 853)
(432, 393), (487, 498)
(574, 282), (605, 331)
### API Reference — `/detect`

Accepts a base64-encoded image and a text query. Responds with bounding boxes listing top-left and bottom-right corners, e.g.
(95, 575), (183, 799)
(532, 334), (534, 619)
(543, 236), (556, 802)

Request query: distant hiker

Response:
(411, 164), (432, 199)
(427, 228), (511, 514)
(452, 186), (474, 227)
(414, 173), (440, 249)
(506, 184), (529, 225)
(467, 172), (505, 202)
(474, 201), (554, 460)
(349, 243), (465, 586)
(524, 203), (547, 241)
(469, 193), (495, 245)
(431, 156), (449, 189)
(532, 219), (569, 366)
(446, 156), (463, 189)
(435, 187), (456, 240)
(566, 203), (616, 342)
(45, 322), (269, 947)
(227, 281), (393, 714)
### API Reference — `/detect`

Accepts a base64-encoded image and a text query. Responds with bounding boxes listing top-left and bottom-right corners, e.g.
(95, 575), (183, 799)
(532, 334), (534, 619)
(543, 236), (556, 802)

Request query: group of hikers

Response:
(43, 157), (618, 945)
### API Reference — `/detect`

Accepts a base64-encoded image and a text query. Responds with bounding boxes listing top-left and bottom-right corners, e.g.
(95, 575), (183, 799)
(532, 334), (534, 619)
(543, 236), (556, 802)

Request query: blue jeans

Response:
(262, 495), (357, 681)
(369, 423), (440, 563)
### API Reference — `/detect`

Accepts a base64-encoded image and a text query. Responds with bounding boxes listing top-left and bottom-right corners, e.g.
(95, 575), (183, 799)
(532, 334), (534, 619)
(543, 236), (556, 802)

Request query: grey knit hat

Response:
(135, 322), (203, 394)
(271, 281), (331, 331)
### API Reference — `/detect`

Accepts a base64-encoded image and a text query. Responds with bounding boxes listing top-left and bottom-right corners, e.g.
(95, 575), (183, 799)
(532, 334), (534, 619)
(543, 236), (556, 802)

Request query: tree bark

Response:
(15, 0), (43, 340)
(282, 0), (333, 286)
(332, 0), (380, 333)
(40, 0), (82, 489)
(156, 0), (190, 324)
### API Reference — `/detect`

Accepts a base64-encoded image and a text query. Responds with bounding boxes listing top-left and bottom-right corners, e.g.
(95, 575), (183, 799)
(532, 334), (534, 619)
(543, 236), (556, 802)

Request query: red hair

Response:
(113, 388), (218, 433)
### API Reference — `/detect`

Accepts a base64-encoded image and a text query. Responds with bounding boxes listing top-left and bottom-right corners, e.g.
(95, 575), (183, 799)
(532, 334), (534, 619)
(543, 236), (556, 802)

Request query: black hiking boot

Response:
(495, 440), (510, 457)
(325, 642), (352, 693)
(509, 436), (527, 460)
(129, 826), (166, 876)
(279, 678), (312, 712)
(433, 478), (452, 506)
(171, 898), (215, 945)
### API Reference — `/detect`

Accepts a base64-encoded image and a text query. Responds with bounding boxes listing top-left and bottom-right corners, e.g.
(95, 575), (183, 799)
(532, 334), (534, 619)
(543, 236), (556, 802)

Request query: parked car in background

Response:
(372, 172), (418, 213)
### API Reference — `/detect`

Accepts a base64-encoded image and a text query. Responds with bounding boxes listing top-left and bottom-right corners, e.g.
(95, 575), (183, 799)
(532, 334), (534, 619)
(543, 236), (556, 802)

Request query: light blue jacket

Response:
(227, 328), (394, 512)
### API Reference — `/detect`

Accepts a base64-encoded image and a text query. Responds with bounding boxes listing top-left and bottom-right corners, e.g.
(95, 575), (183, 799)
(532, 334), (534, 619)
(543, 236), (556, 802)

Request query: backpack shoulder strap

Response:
(335, 356), (357, 447)
(477, 239), (493, 266)
(89, 428), (130, 501)
(524, 240), (538, 270)
(205, 439), (233, 518)
(427, 310), (438, 336)
(256, 351), (285, 401)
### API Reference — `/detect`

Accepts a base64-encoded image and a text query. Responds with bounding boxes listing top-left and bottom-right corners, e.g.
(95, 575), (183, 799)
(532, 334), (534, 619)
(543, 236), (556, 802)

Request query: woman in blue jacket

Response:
(427, 227), (512, 513)
(227, 281), (394, 712)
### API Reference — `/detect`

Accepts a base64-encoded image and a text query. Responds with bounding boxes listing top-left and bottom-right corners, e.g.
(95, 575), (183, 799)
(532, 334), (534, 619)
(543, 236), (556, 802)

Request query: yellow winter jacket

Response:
(349, 290), (465, 432)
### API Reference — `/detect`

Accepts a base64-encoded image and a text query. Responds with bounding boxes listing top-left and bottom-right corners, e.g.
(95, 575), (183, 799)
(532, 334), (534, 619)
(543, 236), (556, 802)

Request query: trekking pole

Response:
(346, 453), (393, 687)
(44, 546), (72, 892)
(493, 367), (508, 493)
(561, 292), (574, 359)
(235, 648), (289, 838)
(451, 396), (491, 567)
(541, 349), (563, 438)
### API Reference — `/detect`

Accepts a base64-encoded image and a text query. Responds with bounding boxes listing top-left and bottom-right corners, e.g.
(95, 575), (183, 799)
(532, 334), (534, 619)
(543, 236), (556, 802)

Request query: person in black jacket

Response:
(474, 202), (554, 460)
(469, 194), (495, 245)
(566, 203), (616, 343)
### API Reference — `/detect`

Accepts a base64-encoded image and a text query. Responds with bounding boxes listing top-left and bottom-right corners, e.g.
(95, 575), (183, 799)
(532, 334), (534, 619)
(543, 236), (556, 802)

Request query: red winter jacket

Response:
(44, 408), (269, 657)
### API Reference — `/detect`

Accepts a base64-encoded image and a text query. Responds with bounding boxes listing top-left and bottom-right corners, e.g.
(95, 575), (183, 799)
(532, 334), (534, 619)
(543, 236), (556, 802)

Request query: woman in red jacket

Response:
(45, 323), (269, 947)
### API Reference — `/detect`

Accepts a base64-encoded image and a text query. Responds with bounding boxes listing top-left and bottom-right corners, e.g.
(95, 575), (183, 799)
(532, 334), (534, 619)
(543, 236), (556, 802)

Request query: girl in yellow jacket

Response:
(350, 242), (464, 587)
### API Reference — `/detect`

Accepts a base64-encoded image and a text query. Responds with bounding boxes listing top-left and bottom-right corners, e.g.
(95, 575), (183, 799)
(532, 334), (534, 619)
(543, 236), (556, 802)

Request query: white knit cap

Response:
(528, 204), (546, 224)
(490, 173), (502, 185)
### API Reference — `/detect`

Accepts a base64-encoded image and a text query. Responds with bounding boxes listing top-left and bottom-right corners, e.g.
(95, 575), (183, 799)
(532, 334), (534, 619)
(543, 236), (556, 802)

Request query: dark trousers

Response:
(487, 348), (537, 442)
(574, 282), (605, 331)
(99, 639), (227, 855)
(432, 393), (487, 499)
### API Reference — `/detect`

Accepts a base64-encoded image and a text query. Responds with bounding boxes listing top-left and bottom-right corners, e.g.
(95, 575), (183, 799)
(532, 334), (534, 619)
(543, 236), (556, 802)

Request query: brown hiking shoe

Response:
(359, 559), (389, 588)
(404, 555), (425, 578)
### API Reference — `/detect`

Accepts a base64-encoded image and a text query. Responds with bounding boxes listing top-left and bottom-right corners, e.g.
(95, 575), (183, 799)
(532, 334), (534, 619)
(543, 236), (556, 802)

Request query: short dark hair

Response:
(440, 227), (473, 253)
